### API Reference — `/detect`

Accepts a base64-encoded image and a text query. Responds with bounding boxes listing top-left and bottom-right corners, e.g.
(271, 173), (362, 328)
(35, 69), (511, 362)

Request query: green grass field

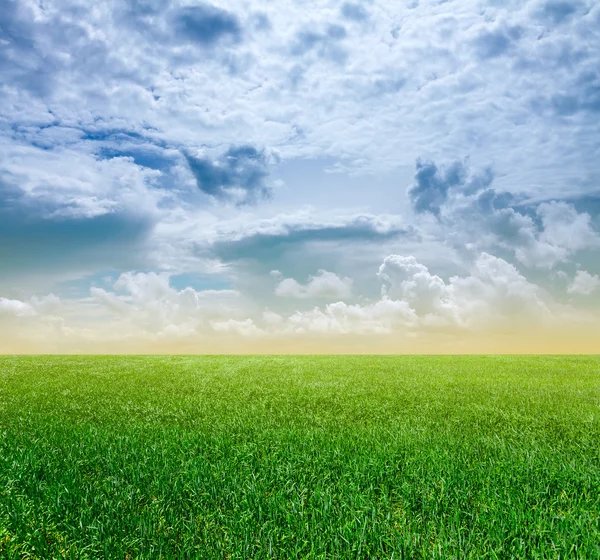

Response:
(0, 355), (599, 559)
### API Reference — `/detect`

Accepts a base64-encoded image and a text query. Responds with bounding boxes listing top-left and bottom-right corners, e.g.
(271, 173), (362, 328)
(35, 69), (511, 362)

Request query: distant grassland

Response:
(0, 356), (599, 559)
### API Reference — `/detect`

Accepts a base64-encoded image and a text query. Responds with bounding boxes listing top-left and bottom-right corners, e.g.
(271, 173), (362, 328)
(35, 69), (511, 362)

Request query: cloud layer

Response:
(1, 0), (599, 352)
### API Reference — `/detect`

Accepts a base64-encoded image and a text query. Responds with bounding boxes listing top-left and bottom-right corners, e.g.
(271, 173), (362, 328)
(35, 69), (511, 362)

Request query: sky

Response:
(1, 0), (600, 353)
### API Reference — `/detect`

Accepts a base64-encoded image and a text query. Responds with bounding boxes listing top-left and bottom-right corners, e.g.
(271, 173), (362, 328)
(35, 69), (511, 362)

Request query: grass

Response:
(0, 355), (599, 559)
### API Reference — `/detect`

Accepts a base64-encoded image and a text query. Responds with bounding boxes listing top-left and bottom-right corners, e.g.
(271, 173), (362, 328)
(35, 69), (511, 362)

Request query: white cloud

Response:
(285, 299), (417, 335)
(274, 252), (555, 337)
(1, 252), (598, 351)
(445, 252), (553, 327)
(0, 138), (166, 220)
(211, 319), (262, 337)
(275, 270), (353, 299)
(2, 0), (600, 351)
(0, 298), (36, 318)
(0, 294), (61, 319)
(538, 201), (600, 253)
(411, 161), (600, 270)
(378, 255), (447, 315)
(3, 0), (598, 191)
(568, 270), (600, 296)
(378, 252), (552, 329)
(90, 272), (243, 337)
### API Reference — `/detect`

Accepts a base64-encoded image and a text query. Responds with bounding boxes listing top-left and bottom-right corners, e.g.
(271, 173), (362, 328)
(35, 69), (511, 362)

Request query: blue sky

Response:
(1, 0), (600, 352)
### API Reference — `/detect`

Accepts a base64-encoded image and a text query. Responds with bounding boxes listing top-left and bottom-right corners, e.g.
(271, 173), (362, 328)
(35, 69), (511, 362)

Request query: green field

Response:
(0, 356), (599, 559)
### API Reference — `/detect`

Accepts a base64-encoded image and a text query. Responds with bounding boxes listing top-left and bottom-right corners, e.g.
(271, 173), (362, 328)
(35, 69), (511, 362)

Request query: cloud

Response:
(407, 159), (493, 217)
(543, 70), (600, 117)
(481, 200), (600, 269)
(0, 0), (59, 97)
(275, 270), (353, 299)
(407, 158), (600, 269)
(185, 145), (272, 205)
(535, 1), (579, 25)
(568, 270), (600, 295)
(407, 159), (468, 216)
(269, 252), (557, 337)
(444, 253), (553, 326)
(1, 0), (600, 352)
(0, 298), (36, 318)
(378, 256), (447, 316)
(0, 251), (596, 351)
(0, 150), (157, 282)
(472, 26), (522, 59)
(0, 293), (60, 321)
(170, 4), (242, 47)
(90, 272), (243, 336)
(538, 201), (600, 252)
(211, 212), (414, 262)
(341, 3), (370, 22)
(290, 24), (348, 63)
(284, 300), (417, 335)
(211, 318), (261, 337)
(377, 252), (552, 329)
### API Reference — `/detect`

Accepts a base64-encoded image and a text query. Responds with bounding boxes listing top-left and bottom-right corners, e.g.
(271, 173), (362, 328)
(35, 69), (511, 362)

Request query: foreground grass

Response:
(0, 356), (599, 559)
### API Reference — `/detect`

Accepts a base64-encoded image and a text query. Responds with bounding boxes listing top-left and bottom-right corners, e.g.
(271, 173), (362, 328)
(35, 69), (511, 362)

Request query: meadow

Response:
(0, 355), (599, 559)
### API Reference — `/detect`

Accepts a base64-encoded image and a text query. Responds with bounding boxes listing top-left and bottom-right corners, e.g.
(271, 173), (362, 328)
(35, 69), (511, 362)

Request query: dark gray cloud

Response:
(562, 194), (600, 231)
(0, 179), (152, 279)
(410, 158), (600, 269)
(185, 145), (272, 205)
(368, 76), (406, 97)
(472, 26), (522, 59)
(251, 13), (271, 32)
(0, 0), (59, 97)
(171, 4), (241, 46)
(212, 216), (414, 262)
(122, 1), (243, 49)
(291, 24), (348, 63)
(535, 1), (578, 25)
(408, 159), (495, 217)
(576, 71), (600, 112)
(536, 70), (600, 116)
(473, 188), (515, 215)
(341, 3), (370, 22)
(0, 0), (150, 101)
(408, 160), (465, 216)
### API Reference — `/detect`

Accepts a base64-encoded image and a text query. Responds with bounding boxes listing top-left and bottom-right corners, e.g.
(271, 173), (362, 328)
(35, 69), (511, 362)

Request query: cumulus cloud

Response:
(377, 252), (552, 329)
(185, 145), (272, 205)
(0, 252), (596, 351)
(284, 299), (417, 335)
(90, 272), (243, 337)
(0, 294), (61, 328)
(378, 256), (447, 316)
(0, 293), (65, 352)
(266, 252), (556, 338)
(538, 201), (600, 252)
(0, 298), (36, 318)
(408, 158), (600, 269)
(407, 159), (494, 217)
(275, 270), (353, 299)
(568, 270), (600, 295)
